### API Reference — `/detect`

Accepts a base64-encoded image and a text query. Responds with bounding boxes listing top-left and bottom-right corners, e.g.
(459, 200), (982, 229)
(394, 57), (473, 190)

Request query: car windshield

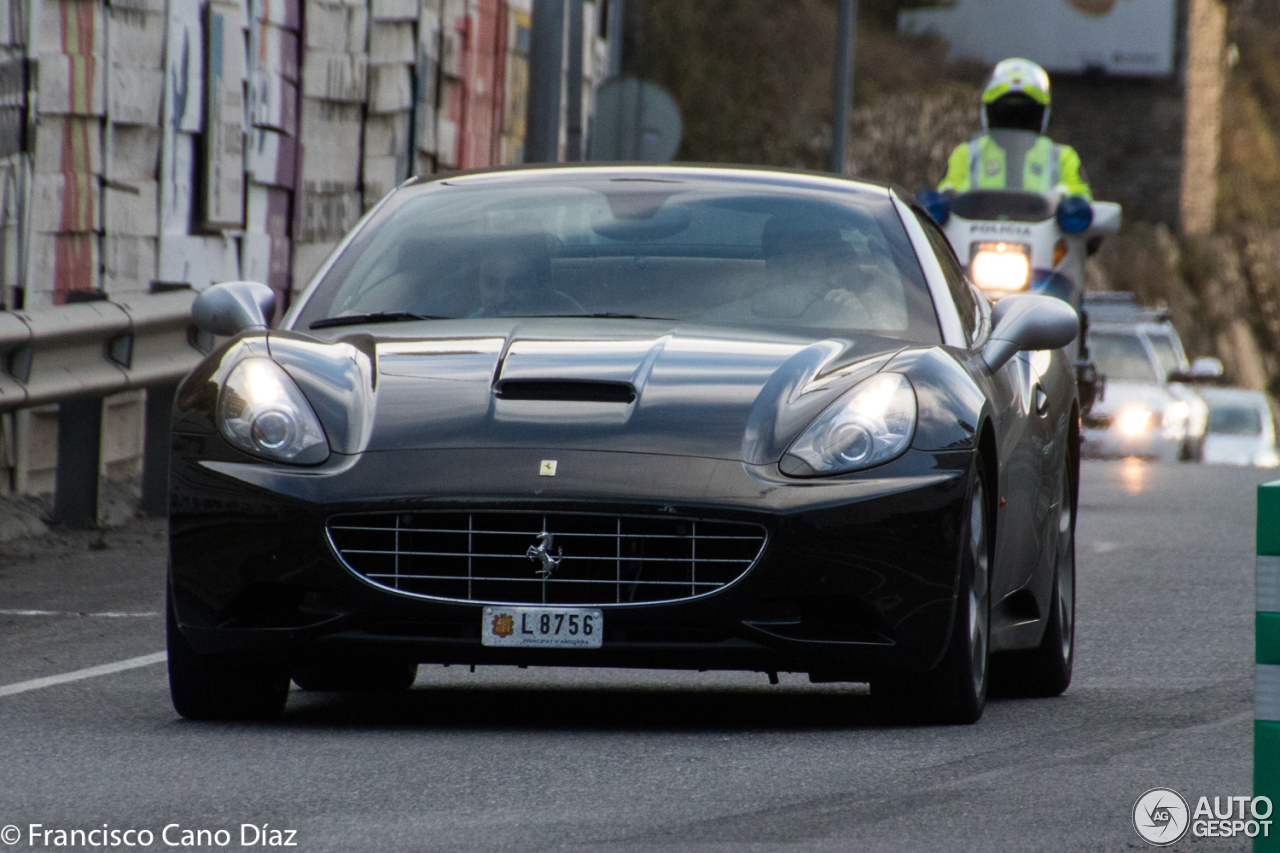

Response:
(1207, 403), (1265, 436)
(1145, 332), (1185, 376)
(294, 174), (942, 343)
(1091, 332), (1158, 383)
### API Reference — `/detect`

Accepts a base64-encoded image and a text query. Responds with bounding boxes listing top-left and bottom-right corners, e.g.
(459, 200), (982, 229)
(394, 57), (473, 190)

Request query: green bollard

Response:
(1258, 480), (1280, 852)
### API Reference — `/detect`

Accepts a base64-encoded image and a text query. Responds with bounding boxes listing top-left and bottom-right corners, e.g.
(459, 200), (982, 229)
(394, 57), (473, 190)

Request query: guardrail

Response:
(1260, 481), (1280, 852)
(0, 291), (208, 528)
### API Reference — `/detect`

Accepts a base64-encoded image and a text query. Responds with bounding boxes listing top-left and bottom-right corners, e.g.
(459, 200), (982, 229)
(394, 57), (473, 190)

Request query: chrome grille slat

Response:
(328, 510), (767, 606)
(338, 549), (749, 562)
(362, 574), (727, 586)
(329, 524), (759, 540)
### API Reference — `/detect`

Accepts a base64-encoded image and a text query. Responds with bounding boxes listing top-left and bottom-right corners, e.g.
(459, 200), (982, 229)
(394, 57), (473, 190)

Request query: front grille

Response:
(327, 511), (767, 605)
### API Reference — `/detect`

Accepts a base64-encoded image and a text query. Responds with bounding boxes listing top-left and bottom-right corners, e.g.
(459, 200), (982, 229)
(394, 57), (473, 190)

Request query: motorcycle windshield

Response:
(950, 191), (1054, 223)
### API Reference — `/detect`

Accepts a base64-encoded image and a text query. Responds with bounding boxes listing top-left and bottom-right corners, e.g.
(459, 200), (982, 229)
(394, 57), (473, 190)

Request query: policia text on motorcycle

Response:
(938, 58), (1092, 199)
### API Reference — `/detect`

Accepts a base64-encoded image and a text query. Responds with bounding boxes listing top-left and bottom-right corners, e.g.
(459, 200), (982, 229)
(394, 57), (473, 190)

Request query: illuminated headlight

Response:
(970, 242), (1032, 293)
(1256, 451), (1280, 468)
(782, 373), (916, 476)
(1119, 407), (1152, 436)
(218, 358), (329, 464)
(1162, 400), (1190, 439)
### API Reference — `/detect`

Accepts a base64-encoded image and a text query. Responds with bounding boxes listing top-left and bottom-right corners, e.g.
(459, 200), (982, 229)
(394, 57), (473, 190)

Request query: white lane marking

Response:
(0, 652), (167, 698)
(0, 609), (159, 617)
(1091, 541), (1119, 554)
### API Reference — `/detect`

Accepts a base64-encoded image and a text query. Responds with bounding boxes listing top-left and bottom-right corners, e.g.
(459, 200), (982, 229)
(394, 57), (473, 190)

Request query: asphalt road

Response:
(0, 459), (1273, 852)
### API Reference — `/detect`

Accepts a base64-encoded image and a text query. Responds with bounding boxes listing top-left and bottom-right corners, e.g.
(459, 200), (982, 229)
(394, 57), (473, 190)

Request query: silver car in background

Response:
(1081, 321), (1212, 461)
(1200, 388), (1280, 468)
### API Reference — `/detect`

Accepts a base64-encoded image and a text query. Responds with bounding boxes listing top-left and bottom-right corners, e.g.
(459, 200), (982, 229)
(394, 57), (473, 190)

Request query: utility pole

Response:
(606, 0), (625, 79)
(831, 0), (856, 174)
(565, 0), (584, 160)
(526, 0), (565, 163)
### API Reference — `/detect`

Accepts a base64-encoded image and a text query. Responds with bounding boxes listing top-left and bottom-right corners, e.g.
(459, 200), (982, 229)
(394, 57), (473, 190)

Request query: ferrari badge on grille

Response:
(527, 531), (563, 579)
(491, 612), (515, 638)
(540, 460), (558, 476)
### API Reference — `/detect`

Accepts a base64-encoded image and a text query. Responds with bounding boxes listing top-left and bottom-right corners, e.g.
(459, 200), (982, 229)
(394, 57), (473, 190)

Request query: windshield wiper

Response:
(309, 312), (448, 329)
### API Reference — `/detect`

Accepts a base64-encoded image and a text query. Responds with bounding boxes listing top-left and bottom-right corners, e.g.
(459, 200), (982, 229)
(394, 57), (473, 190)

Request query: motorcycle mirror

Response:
(1056, 195), (1093, 234)
(917, 189), (950, 225)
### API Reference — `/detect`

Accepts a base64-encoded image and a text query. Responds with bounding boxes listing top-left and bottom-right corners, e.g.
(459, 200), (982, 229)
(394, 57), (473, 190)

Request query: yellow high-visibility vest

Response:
(939, 132), (1092, 198)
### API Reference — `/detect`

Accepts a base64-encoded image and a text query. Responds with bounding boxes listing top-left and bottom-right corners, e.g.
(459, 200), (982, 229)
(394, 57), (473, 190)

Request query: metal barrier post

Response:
(1258, 480), (1280, 852)
(140, 383), (175, 517)
(54, 396), (104, 529)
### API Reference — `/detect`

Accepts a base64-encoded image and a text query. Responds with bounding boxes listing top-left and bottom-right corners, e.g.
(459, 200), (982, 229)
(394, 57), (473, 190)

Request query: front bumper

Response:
(1081, 426), (1184, 461)
(169, 440), (972, 679)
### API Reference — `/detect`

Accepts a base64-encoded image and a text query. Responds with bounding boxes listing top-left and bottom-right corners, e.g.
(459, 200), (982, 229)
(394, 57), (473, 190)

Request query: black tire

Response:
(292, 659), (418, 692)
(871, 458), (991, 725)
(992, 459), (1075, 697)
(167, 586), (291, 721)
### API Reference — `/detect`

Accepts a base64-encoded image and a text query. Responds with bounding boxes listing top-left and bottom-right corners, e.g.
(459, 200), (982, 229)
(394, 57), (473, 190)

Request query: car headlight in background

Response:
(782, 373), (917, 476)
(218, 358), (329, 464)
(969, 242), (1032, 293)
(1161, 400), (1190, 439)
(1118, 406), (1152, 436)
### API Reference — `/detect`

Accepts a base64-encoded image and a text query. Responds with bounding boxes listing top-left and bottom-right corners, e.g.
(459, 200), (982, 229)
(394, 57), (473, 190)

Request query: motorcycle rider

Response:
(938, 58), (1093, 198)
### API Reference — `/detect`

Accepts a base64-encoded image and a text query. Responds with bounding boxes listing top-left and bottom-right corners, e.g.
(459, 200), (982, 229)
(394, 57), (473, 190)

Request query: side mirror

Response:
(1191, 356), (1224, 378)
(1168, 356), (1225, 383)
(983, 294), (1079, 373)
(191, 281), (276, 336)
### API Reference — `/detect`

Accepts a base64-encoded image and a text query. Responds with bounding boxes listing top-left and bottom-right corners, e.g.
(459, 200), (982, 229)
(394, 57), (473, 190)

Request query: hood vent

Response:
(495, 380), (636, 404)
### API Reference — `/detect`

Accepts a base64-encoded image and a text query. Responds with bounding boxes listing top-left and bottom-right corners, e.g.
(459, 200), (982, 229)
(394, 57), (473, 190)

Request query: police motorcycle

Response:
(918, 187), (1121, 412)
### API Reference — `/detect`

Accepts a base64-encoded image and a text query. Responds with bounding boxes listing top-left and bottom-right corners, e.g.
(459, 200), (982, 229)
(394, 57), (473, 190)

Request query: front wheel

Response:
(167, 586), (291, 721)
(871, 458), (991, 725)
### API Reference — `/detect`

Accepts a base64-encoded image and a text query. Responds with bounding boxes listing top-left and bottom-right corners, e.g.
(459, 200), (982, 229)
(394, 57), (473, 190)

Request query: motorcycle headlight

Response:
(970, 241), (1032, 293)
(782, 373), (917, 476)
(218, 358), (329, 464)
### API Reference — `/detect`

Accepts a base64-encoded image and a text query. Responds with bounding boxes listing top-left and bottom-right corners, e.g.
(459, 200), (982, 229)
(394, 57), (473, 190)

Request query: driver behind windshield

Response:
(468, 235), (583, 318)
(704, 216), (905, 330)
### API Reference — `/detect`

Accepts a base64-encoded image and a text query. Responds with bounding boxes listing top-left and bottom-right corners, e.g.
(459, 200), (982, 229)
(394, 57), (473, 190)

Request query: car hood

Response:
(270, 320), (907, 464)
(1091, 381), (1176, 415)
(1203, 434), (1269, 465)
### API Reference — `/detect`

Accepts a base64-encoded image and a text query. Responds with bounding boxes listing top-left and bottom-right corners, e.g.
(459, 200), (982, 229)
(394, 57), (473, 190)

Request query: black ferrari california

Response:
(168, 165), (1081, 725)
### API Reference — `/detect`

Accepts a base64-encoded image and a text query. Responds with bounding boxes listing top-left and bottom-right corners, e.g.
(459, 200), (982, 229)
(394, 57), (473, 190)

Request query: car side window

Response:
(914, 211), (979, 345)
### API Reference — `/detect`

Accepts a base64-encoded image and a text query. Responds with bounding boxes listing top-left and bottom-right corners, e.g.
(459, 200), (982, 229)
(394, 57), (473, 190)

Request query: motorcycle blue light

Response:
(1056, 195), (1093, 233)
(917, 189), (950, 225)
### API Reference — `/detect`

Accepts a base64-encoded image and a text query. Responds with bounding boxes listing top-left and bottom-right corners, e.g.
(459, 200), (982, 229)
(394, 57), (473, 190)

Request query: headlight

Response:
(1162, 400), (1190, 438)
(970, 242), (1031, 292)
(782, 373), (916, 476)
(1256, 451), (1280, 468)
(1118, 406), (1151, 436)
(218, 358), (329, 464)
